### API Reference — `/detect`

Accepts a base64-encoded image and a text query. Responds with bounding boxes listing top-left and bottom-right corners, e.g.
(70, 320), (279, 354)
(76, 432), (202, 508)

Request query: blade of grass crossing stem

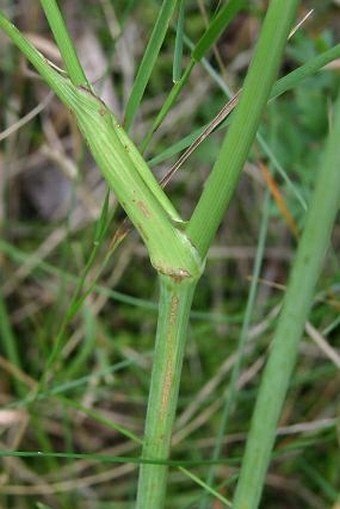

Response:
(147, 42), (340, 169)
(232, 90), (340, 509)
(187, 0), (300, 257)
(183, 35), (308, 212)
(40, 0), (89, 88)
(173, 0), (185, 83)
(193, 43), (340, 216)
(141, 0), (244, 151)
(148, 43), (340, 170)
(124, 0), (178, 130)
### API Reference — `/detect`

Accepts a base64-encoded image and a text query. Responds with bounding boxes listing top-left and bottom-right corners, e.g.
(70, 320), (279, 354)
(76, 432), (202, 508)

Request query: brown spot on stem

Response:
(156, 265), (191, 282)
(137, 201), (152, 219)
(169, 295), (179, 325)
(160, 295), (179, 415)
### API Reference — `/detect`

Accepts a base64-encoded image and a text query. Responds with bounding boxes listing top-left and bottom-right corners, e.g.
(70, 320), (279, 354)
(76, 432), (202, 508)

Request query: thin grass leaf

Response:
(233, 88), (340, 509)
(147, 42), (339, 213)
(0, 238), (158, 311)
(192, 0), (246, 62)
(61, 308), (97, 380)
(260, 162), (299, 239)
(94, 189), (111, 244)
(59, 395), (142, 443)
(124, 0), (178, 130)
(40, 0), (89, 87)
(140, 61), (194, 151)
(200, 190), (272, 508)
(271, 43), (340, 99)
(173, 0), (185, 83)
(180, 467), (232, 507)
(141, 0), (244, 150)
(0, 292), (25, 396)
(298, 458), (339, 503)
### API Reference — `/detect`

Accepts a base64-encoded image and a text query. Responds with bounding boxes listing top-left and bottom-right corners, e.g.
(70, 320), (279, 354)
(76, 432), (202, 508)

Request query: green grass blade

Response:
(181, 467), (232, 507)
(271, 43), (340, 100)
(0, 291), (25, 396)
(233, 88), (340, 509)
(187, 0), (299, 257)
(40, 0), (89, 87)
(192, 0), (246, 62)
(140, 61), (194, 152)
(59, 396), (141, 444)
(141, 0), (244, 150)
(124, 0), (178, 130)
(173, 0), (185, 83)
(148, 44), (340, 175)
(200, 190), (271, 507)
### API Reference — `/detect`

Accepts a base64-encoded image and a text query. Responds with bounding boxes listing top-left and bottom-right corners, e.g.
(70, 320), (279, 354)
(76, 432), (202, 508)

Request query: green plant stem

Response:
(136, 274), (198, 509)
(0, 11), (203, 279)
(187, 0), (299, 258)
(232, 90), (340, 509)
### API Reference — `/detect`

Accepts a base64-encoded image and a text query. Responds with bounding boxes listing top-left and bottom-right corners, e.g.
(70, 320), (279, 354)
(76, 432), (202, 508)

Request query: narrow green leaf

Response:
(141, 0), (244, 150)
(140, 61), (194, 151)
(173, 0), (185, 83)
(59, 396), (142, 444)
(192, 0), (246, 62)
(200, 190), (271, 508)
(149, 41), (340, 168)
(0, 291), (25, 396)
(40, 0), (89, 87)
(271, 43), (340, 100)
(233, 86), (340, 509)
(124, 0), (178, 130)
(94, 189), (111, 243)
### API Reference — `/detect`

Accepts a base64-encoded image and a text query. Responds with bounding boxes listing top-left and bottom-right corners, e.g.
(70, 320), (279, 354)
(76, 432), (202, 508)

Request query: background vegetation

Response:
(0, 1), (339, 508)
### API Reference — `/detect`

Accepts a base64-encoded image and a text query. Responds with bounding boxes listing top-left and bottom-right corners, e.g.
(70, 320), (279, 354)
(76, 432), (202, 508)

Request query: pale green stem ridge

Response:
(187, 0), (299, 258)
(136, 275), (198, 509)
(233, 90), (340, 509)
